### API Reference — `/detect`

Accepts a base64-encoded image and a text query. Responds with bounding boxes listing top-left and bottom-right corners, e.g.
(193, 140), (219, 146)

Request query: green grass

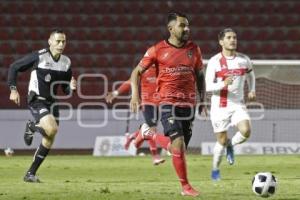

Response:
(0, 155), (299, 200)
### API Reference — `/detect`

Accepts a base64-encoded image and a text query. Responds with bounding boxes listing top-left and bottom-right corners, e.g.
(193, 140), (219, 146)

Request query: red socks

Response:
(147, 139), (158, 156)
(172, 148), (189, 187)
(153, 133), (171, 151)
(134, 129), (144, 148)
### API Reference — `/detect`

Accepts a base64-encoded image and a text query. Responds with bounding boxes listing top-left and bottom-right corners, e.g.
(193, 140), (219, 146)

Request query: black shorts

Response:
(28, 99), (59, 124)
(160, 105), (195, 141)
(142, 104), (159, 127)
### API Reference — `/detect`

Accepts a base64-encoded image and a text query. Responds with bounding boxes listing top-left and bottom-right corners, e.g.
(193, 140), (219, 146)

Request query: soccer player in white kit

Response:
(205, 28), (256, 181)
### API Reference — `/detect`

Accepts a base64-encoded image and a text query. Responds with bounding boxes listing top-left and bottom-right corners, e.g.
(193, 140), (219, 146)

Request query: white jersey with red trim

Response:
(206, 52), (253, 109)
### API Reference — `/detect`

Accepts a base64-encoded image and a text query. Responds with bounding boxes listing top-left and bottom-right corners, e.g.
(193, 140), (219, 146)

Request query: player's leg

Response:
(139, 104), (165, 165)
(230, 105), (251, 146)
(226, 106), (251, 165)
(152, 133), (171, 151)
(147, 138), (165, 165)
(24, 100), (51, 145)
(211, 131), (228, 180)
(210, 109), (231, 180)
(134, 124), (146, 148)
(150, 105), (171, 151)
(133, 105), (153, 148)
(161, 105), (199, 197)
(124, 129), (140, 150)
(233, 120), (251, 145)
(24, 114), (58, 182)
(135, 123), (166, 165)
(136, 105), (169, 149)
(179, 106), (195, 148)
(24, 103), (59, 183)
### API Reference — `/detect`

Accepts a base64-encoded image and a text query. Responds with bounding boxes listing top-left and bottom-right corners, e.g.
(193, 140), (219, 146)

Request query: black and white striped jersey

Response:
(8, 48), (72, 101)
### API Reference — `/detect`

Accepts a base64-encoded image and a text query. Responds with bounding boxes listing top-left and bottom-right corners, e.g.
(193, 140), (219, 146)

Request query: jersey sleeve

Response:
(138, 45), (157, 70)
(117, 80), (131, 95)
(205, 58), (226, 92)
(195, 46), (203, 70)
(245, 55), (253, 72)
(7, 51), (39, 87)
(61, 68), (73, 95)
(244, 55), (255, 92)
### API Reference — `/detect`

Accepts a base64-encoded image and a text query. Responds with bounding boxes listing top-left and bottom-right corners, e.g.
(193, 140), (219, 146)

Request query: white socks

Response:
(212, 142), (225, 170)
(212, 132), (248, 170)
(231, 131), (247, 146)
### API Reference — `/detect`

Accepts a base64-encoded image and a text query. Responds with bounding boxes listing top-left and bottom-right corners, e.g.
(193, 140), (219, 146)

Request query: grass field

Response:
(0, 154), (299, 200)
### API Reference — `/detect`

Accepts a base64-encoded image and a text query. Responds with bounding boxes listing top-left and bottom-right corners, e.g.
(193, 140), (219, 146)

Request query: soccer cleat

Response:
(211, 169), (221, 181)
(226, 140), (235, 165)
(24, 121), (35, 146)
(152, 156), (165, 166)
(23, 173), (41, 183)
(124, 133), (135, 150)
(181, 184), (200, 197)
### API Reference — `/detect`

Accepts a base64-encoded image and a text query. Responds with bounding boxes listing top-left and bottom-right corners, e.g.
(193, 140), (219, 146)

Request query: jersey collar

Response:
(165, 39), (188, 49)
(48, 48), (61, 62)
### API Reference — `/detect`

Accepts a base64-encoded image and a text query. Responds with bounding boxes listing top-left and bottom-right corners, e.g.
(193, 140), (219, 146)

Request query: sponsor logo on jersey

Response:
(45, 74), (51, 82)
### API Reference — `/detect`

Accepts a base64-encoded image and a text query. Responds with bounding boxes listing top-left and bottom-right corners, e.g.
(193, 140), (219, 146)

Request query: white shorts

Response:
(210, 104), (250, 133)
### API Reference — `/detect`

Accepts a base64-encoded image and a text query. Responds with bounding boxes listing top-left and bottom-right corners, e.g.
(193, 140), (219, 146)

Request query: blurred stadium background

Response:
(0, 0), (300, 154)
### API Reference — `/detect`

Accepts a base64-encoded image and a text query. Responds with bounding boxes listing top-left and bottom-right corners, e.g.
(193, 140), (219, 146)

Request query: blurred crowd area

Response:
(0, 0), (299, 108)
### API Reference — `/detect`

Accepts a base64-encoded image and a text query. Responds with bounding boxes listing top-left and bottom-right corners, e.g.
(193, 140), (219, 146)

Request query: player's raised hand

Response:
(130, 95), (140, 113)
(9, 90), (20, 106)
(248, 91), (256, 101)
(70, 76), (77, 90)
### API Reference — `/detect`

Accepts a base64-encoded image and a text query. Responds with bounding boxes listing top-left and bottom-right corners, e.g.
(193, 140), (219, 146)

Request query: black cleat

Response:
(24, 121), (35, 146)
(23, 173), (41, 183)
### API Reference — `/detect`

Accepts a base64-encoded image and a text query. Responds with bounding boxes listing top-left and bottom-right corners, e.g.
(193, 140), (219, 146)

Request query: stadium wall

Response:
(0, 109), (299, 150)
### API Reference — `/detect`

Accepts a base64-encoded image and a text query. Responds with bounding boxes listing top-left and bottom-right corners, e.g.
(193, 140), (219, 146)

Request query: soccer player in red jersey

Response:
(106, 66), (170, 165)
(130, 12), (206, 197)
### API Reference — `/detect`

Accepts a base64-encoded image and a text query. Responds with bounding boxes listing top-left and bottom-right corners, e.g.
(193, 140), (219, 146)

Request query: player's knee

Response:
(170, 136), (185, 151)
(216, 133), (228, 146)
(244, 129), (251, 138)
(45, 125), (58, 138)
(240, 127), (251, 138)
(218, 138), (228, 146)
(42, 137), (54, 148)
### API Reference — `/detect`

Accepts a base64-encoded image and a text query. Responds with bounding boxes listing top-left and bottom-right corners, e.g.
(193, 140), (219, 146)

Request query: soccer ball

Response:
(4, 148), (14, 157)
(252, 172), (277, 198)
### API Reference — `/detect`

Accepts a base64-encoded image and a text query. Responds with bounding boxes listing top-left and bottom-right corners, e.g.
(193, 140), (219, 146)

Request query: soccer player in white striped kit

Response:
(205, 28), (256, 181)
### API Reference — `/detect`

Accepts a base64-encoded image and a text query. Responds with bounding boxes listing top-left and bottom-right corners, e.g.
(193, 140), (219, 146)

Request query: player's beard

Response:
(180, 31), (189, 43)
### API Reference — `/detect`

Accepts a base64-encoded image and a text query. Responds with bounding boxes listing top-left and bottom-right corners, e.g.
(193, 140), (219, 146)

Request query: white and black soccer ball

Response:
(252, 172), (277, 198)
